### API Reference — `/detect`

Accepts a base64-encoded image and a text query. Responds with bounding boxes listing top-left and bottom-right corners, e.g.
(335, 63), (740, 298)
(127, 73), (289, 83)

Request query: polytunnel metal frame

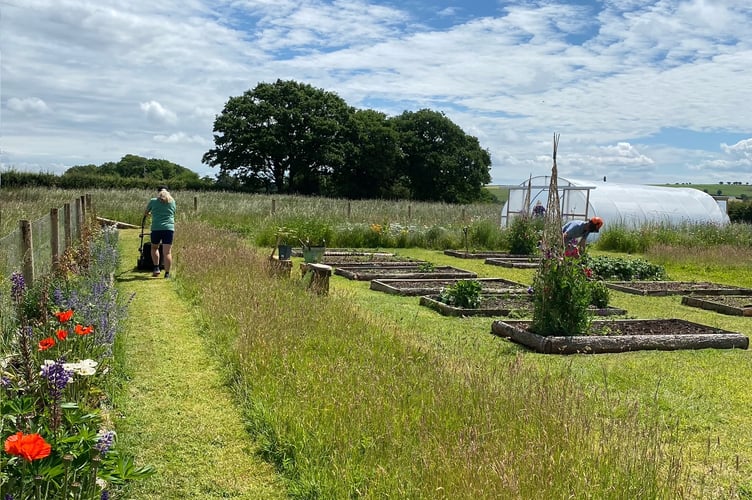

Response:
(501, 176), (596, 227)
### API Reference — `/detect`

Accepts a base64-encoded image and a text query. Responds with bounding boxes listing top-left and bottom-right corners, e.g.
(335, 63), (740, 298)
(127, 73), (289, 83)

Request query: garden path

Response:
(113, 229), (286, 499)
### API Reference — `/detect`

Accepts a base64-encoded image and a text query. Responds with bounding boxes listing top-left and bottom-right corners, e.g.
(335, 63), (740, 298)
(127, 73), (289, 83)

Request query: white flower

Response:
(62, 359), (99, 376)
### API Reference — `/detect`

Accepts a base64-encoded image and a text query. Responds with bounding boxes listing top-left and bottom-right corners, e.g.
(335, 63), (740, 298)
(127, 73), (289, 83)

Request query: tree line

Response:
(203, 79), (492, 203)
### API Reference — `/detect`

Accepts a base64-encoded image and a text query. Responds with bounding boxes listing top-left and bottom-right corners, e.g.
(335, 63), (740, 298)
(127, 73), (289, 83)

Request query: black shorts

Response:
(151, 230), (174, 245)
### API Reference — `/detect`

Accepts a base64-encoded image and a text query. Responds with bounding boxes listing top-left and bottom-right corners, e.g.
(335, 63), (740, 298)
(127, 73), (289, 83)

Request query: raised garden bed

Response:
(444, 250), (536, 259)
(605, 281), (752, 296)
(491, 319), (749, 354)
(681, 295), (752, 316)
(322, 259), (422, 268)
(335, 265), (477, 281)
(320, 254), (420, 266)
(420, 293), (627, 318)
(485, 257), (540, 269)
(370, 278), (526, 296)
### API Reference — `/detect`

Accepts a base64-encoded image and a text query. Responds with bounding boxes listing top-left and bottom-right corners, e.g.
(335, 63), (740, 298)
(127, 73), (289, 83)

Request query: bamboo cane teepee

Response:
(541, 133), (564, 257)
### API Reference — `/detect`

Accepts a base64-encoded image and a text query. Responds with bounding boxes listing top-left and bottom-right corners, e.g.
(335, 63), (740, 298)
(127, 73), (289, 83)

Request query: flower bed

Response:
(681, 295), (752, 316)
(490, 319), (749, 354)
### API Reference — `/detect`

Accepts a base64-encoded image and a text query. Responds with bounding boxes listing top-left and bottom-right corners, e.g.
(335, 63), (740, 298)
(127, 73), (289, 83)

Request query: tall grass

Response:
(175, 221), (686, 498)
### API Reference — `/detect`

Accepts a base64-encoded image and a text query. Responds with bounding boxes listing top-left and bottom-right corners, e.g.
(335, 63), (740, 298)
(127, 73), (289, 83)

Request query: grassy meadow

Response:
(4, 187), (752, 498)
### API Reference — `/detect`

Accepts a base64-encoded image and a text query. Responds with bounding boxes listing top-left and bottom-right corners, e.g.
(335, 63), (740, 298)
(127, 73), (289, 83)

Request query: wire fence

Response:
(0, 195), (87, 285)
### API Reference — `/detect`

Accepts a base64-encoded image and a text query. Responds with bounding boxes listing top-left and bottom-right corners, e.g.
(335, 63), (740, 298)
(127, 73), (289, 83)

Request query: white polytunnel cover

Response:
(501, 176), (730, 241)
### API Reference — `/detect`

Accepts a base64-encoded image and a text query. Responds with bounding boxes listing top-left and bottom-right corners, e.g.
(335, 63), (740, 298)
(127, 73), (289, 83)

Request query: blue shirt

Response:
(562, 220), (589, 240)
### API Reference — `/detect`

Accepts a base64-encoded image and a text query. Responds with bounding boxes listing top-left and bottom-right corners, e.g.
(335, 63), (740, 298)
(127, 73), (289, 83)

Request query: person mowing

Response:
(562, 216), (603, 255)
(144, 185), (176, 278)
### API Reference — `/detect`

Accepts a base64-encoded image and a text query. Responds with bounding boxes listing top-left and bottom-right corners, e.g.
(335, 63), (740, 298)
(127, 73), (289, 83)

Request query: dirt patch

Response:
(491, 319), (749, 354)
(606, 281), (752, 296)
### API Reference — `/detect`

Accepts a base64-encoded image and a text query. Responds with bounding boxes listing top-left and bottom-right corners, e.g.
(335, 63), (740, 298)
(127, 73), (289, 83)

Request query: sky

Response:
(1, 0), (751, 186)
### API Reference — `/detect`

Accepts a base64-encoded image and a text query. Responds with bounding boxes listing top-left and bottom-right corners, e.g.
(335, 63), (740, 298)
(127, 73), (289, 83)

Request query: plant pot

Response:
(303, 246), (325, 263)
(278, 244), (293, 260)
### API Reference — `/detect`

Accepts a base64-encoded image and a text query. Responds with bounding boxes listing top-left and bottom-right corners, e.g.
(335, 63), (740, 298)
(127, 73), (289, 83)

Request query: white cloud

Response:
(6, 97), (50, 114)
(140, 101), (178, 125)
(154, 132), (210, 146)
(721, 138), (752, 159)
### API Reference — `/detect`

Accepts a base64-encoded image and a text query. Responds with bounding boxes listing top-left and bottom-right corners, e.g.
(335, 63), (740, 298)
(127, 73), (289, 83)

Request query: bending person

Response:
(562, 216), (603, 254)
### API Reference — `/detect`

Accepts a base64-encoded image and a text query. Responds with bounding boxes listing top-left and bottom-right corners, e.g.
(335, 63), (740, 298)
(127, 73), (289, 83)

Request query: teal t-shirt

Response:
(147, 198), (176, 231)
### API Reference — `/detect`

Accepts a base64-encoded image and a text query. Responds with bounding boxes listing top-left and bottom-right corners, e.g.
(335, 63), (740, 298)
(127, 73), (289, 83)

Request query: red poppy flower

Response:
(38, 337), (55, 351)
(55, 329), (68, 341)
(74, 324), (94, 336)
(4, 432), (52, 461)
(584, 268), (593, 278)
(54, 309), (74, 323)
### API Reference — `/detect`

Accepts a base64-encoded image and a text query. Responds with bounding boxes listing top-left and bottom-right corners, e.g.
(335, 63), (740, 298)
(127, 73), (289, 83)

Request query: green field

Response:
(4, 187), (752, 498)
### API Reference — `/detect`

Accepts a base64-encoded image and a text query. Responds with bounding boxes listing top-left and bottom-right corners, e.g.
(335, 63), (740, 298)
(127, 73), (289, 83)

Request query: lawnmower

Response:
(136, 214), (164, 271)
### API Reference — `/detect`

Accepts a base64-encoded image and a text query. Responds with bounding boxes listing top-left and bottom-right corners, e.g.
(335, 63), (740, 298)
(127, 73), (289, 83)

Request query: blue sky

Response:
(1, 0), (750, 186)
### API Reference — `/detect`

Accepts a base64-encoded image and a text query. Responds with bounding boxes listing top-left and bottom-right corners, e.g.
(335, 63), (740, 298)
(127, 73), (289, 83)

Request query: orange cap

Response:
(590, 217), (604, 230)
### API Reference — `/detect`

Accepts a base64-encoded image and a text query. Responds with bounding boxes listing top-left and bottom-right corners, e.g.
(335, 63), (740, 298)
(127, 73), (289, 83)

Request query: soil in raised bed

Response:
(490, 319), (749, 354)
(421, 293), (626, 317)
(494, 318), (730, 336)
(606, 281), (752, 296)
(370, 278), (527, 296)
(335, 265), (477, 281)
(444, 250), (537, 259)
(485, 258), (540, 269)
(681, 295), (752, 316)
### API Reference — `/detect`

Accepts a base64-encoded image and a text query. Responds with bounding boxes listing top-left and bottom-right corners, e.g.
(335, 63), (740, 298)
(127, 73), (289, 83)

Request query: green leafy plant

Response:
(418, 262), (435, 272)
(589, 280), (610, 308)
(439, 280), (482, 309)
(276, 226), (297, 245)
(584, 255), (667, 281)
(531, 251), (593, 336)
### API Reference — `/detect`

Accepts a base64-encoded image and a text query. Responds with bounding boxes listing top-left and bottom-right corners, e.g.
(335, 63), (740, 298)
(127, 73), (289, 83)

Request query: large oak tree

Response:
(203, 79), (351, 194)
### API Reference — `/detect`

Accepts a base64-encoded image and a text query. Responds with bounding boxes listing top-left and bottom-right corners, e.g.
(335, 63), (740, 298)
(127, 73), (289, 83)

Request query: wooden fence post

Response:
(64, 203), (72, 250)
(194, 196), (198, 211)
(408, 204), (412, 219)
(20, 220), (34, 284)
(272, 198), (276, 214)
(80, 195), (86, 221)
(85, 194), (92, 213)
(347, 201), (351, 219)
(50, 208), (60, 272)
(75, 198), (82, 241)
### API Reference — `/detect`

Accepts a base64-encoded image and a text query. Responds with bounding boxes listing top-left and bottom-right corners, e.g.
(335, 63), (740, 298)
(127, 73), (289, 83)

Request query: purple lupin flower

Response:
(40, 358), (74, 399)
(10, 271), (25, 303)
(94, 430), (116, 456)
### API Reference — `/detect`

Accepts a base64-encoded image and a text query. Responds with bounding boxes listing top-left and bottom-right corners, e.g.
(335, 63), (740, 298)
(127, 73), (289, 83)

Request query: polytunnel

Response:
(500, 176), (729, 240)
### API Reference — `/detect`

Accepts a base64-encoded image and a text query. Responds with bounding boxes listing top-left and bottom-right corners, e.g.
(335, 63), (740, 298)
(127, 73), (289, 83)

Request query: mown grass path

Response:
(113, 229), (286, 499)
